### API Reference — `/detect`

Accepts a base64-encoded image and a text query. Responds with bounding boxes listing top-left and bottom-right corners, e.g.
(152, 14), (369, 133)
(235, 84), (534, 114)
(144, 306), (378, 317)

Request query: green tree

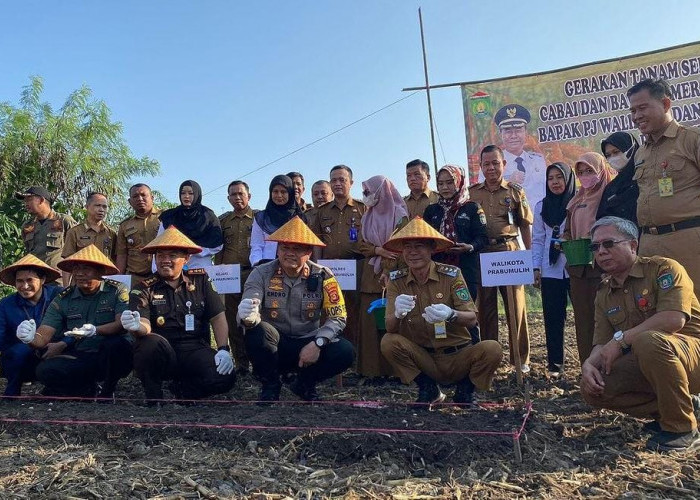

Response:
(0, 76), (160, 267)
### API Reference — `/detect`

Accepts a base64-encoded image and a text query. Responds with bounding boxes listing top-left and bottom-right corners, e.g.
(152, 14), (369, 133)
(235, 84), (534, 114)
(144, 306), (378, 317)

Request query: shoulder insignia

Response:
(389, 269), (408, 281)
(437, 265), (459, 277)
(528, 151), (544, 159)
(104, 279), (123, 288)
(218, 211), (233, 221)
(185, 268), (207, 275)
(141, 276), (159, 287)
(509, 182), (524, 191)
(657, 272), (674, 290)
(58, 286), (75, 298)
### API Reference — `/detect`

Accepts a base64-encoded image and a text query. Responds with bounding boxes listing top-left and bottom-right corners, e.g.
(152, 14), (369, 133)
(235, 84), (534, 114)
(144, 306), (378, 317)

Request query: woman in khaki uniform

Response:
(357, 175), (409, 378)
(562, 152), (616, 364)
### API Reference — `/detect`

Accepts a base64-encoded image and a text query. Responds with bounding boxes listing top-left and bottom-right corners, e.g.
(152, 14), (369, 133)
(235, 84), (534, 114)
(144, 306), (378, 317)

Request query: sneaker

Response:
(414, 374), (446, 408)
(290, 379), (321, 402)
(453, 377), (476, 406)
(646, 429), (700, 452)
(520, 364), (531, 374)
(257, 381), (281, 405)
(642, 420), (662, 433)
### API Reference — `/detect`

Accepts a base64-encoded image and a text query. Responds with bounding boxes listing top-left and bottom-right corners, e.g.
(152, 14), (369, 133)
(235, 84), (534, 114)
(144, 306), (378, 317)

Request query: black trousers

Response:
(133, 334), (236, 400)
(541, 277), (571, 372)
(245, 321), (354, 385)
(1, 343), (41, 396)
(36, 336), (133, 396)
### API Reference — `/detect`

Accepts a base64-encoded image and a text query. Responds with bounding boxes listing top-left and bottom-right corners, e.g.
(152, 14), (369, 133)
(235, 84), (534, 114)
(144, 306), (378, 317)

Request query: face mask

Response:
(363, 193), (379, 207)
(607, 154), (628, 171)
(578, 171), (602, 189)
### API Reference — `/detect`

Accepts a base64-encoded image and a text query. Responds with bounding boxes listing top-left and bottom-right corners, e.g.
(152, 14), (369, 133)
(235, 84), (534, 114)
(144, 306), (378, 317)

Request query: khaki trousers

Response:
(639, 227), (700, 300)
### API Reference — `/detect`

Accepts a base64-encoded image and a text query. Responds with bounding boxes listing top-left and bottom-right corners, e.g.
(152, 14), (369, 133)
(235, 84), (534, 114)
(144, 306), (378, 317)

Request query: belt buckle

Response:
(649, 226), (658, 235)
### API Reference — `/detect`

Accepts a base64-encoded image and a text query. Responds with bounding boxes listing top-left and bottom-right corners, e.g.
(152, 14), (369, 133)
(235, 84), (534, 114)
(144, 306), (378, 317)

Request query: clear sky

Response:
(2, 1), (699, 213)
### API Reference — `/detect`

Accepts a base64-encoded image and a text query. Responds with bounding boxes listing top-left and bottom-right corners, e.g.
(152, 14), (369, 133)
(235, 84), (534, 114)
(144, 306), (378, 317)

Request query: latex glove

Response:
(394, 294), (416, 319)
(120, 310), (142, 332)
(238, 298), (261, 323)
(422, 304), (455, 324)
(16, 319), (36, 344)
(215, 349), (234, 375)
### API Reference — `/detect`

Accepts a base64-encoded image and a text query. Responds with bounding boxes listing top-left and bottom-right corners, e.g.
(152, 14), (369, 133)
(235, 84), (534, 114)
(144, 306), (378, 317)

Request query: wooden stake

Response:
(418, 8), (439, 178)
(506, 285), (523, 385)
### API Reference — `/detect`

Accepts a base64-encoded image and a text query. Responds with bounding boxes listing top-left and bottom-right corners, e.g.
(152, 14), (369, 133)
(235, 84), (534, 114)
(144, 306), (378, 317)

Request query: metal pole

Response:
(418, 8), (439, 179)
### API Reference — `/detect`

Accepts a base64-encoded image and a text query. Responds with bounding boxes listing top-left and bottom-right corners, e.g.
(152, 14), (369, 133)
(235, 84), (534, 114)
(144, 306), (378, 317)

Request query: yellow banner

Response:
(462, 41), (700, 204)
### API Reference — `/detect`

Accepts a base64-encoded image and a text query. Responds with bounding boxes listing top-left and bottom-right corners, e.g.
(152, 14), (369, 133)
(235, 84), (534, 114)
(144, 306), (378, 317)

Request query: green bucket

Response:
(367, 298), (387, 330)
(562, 238), (593, 266)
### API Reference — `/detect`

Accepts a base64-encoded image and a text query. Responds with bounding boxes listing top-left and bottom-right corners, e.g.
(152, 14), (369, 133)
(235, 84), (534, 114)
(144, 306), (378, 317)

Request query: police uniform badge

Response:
(657, 272), (673, 290)
(157, 316), (166, 326)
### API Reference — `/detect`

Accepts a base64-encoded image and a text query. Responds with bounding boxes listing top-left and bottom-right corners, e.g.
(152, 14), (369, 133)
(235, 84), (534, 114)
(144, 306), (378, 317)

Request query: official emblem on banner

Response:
(470, 91), (492, 118)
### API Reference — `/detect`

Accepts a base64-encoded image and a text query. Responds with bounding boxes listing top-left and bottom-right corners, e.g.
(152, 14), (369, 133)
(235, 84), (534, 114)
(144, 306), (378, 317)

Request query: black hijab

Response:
(541, 162), (576, 228)
(255, 175), (306, 234)
(159, 180), (223, 248)
(601, 131), (640, 171)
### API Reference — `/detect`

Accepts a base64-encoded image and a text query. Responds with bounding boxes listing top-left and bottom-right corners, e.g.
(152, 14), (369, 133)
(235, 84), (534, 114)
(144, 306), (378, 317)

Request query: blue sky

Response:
(2, 1), (699, 213)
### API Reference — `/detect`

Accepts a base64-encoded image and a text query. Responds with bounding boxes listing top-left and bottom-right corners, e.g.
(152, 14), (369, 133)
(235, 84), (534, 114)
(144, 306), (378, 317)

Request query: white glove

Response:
(214, 349), (234, 375)
(238, 298), (261, 324)
(422, 304), (455, 324)
(80, 324), (97, 337)
(16, 319), (36, 344)
(120, 310), (142, 332)
(394, 294), (416, 319)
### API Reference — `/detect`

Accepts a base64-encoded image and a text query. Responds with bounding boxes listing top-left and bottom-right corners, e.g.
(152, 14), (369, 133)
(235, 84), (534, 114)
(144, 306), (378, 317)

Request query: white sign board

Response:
(105, 274), (132, 291)
(317, 259), (357, 291)
(479, 250), (534, 287)
(203, 264), (241, 294)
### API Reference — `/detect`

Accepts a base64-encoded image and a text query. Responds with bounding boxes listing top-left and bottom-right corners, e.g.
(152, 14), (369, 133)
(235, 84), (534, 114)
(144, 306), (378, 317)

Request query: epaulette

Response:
(185, 268), (207, 276)
(436, 264), (459, 277)
(58, 286), (75, 298)
(118, 214), (133, 225)
(141, 275), (159, 287)
(389, 269), (409, 281)
(218, 211), (233, 221)
(509, 182), (524, 191)
(104, 278), (126, 289)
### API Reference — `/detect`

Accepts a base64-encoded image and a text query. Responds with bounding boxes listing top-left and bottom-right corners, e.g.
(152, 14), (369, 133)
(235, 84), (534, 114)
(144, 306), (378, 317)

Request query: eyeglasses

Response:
(588, 239), (632, 252)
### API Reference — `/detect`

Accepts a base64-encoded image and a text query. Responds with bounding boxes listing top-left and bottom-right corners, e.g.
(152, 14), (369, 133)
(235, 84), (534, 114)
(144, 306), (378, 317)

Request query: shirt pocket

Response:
(605, 307), (627, 329)
(46, 231), (63, 250)
(301, 297), (322, 321)
(124, 227), (142, 247)
(95, 305), (116, 325)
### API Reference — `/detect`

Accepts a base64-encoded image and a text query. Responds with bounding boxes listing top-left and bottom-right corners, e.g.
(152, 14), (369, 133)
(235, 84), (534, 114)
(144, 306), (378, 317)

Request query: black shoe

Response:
(646, 429), (700, 452)
(453, 377), (476, 406)
(257, 381), (281, 405)
(642, 420), (662, 433)
(290, 379), (321, 401)
(414, 373), (445, 408)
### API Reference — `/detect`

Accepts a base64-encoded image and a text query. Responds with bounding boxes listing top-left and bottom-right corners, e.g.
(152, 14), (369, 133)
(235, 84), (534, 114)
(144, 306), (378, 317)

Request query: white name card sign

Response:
(479, 250), (534, 287)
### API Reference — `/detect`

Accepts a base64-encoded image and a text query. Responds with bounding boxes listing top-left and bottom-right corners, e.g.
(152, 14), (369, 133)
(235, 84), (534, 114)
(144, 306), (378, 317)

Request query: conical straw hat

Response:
(383, 216), (454, 253)
(0, 254), (61, 285)
(57, 244), (120, 275)
(267, 216), (326, 247)
(141, 226), (203, 254)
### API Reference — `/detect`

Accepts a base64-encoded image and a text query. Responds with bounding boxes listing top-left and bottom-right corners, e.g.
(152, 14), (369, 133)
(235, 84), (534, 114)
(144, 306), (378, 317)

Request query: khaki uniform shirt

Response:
(214, 207), (255, 284)
(41, 279), (129, 352)
(116, 209), (161, 275)
(131, 269), (224, 343)
(62, 222), (117, 261)
(312, 198), (366, 259)
(404, 190), (439, 219)
(386, 262), (476, 348)
(469, 180), (533, 243)
(593, 256), (700, 345)
(21, 211), (77, 268)
(634, 121), (700, 227)
(241, 260), (346, 341)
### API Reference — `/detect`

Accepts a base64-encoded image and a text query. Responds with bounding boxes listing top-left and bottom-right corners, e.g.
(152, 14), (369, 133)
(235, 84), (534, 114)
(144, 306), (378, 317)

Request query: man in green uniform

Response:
(16, 245), (132, 398)
(381, 217), (502, 407)
(215, 180), (256, 374)
(16, 186), (76, 270)
(581, 216), (700, 452)
(122, 226), (235, 401)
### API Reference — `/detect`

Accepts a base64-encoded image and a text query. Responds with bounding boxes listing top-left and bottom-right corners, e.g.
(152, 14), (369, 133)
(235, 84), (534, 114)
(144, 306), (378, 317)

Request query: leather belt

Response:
(423, 343), (470, 355)
(641, 217), (700, 235)
(489, 235), (518, 246)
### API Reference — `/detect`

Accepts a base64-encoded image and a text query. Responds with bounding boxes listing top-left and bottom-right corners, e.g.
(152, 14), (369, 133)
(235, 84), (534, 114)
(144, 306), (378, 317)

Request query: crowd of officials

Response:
(2, 78), (700, 452)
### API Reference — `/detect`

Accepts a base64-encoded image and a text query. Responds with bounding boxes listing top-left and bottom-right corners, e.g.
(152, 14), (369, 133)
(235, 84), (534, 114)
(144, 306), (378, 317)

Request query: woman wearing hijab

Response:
(562, 152), (616, 364)
(158, 180), (223, 270)
(250, 175), (305, 266)
(596, 131), (640, 225)
(532, 162), (576, 378)
(357, 175), (409, 378)
(423, 165), (489, 302)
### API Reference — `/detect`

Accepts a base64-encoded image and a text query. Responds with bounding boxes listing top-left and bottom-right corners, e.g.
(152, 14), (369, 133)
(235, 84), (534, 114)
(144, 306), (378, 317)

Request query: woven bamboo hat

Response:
(267, 216), (326, 247)
(141, 226), (203, 254)
(383, 216), (454, 253)
(0, 254), (61, 285)
(57, 244), (120, 275)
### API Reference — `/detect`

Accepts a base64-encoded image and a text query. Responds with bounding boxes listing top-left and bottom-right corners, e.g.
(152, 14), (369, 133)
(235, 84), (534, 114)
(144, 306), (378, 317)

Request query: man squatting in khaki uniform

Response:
(469, 145), (533, 371)
(381, 217), (502, 407)
(628, 78), (700, 300)
(581, 216), (700, 453)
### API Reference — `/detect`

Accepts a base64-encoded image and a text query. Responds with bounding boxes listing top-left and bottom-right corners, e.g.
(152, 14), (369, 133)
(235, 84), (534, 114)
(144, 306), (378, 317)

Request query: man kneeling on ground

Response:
(238, 216), (354, 403)
(381, 217), (502, 407)
(581, 216), (700, 452)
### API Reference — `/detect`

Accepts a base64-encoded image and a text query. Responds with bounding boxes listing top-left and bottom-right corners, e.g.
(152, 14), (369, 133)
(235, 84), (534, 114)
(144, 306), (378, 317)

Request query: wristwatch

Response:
(217, 345), (231, 352)
(446, 309), (458, 323)
(613, 330), (630, 352)
(314, 337), (328, 348)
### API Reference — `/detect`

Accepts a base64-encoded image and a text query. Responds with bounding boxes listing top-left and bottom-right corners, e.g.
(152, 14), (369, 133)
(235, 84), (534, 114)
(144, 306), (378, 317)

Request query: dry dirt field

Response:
(0, 312), (698, 499)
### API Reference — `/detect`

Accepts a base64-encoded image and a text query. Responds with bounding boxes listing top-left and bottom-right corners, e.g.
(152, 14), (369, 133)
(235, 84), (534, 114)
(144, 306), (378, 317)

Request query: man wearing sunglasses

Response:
(581, 216), (700, 452)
